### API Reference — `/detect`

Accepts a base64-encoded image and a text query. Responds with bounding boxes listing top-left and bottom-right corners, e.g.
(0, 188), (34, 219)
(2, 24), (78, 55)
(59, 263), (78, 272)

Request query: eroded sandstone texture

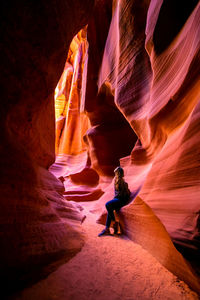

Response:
(1, 0), (200, 296)
(95, 0), (200, 293)
(0, 0), (94, 294)
(50, 0), (137, 202)
(53, 0), (200, 293)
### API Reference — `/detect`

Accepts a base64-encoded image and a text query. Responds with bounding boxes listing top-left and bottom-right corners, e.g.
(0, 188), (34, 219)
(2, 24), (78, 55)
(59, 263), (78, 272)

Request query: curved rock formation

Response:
(55, 27), (89, 158)
(51, 0), (200, 291)
(0, 0), (94, 294)
(99, 0), (199, 242)
(85, 0), (138, 176)
(94, 0), (200, 293)
(1, 0), (200, 296)
(51, 0), (137, 202)
(97, 196), (200, 293)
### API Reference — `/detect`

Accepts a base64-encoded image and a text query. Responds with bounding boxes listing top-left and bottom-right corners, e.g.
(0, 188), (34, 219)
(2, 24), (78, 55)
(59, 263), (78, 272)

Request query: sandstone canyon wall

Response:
(53, 0), (200, 261)
(1, 0), (200, 296)
(98, 0), (200, 292)
(0, 0), (94, 294)
(53, 0), (200, 292)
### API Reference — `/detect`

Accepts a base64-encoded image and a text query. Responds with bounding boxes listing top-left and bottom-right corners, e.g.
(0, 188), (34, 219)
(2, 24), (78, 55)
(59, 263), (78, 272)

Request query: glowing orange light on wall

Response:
(54, 27), (90, 156)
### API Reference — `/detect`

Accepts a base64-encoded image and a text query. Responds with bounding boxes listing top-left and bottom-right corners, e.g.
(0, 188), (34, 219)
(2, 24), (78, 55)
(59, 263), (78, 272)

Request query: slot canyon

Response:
(1, 0), (200, 299)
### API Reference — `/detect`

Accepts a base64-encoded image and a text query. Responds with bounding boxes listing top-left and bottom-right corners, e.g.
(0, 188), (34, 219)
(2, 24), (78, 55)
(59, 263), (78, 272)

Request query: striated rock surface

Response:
(94, 0), (200, 293)
(1, 0), (200, 296)
(85, 0), (138, 177)
(51, 0), (137, 202)
(52, 1), (200, 290)
(54, 27), (90, 158)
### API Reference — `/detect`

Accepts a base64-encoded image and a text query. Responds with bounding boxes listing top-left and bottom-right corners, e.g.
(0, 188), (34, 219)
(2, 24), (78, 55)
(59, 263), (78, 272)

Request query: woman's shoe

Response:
(98, 227), (111, 237)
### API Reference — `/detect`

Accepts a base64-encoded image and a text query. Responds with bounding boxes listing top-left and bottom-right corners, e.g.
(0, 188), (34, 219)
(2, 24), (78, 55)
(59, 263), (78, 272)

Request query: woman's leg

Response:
(98, 198), (124, 236)
(105, 198), (123, 228)
(105, 212), (112, 228)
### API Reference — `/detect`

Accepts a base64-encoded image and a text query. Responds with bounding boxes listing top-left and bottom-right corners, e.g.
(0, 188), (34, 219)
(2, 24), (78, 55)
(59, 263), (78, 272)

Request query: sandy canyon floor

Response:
(9, 203), (199, 300)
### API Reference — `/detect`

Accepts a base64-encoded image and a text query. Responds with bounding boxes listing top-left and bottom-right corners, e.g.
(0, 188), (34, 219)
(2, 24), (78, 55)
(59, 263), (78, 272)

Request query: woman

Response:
(98, 166), (130, 236)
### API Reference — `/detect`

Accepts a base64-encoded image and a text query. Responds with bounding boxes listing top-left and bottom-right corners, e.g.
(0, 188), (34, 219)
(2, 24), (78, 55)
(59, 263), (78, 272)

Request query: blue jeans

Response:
(105, 197), (127, 228)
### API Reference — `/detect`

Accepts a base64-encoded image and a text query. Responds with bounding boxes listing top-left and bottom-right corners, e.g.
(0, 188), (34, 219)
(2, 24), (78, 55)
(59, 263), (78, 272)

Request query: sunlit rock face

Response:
(103, 0), (200, 258)
(53, 0), (137, 178)
(93, 0), (200, 292)
(51, 26), (104, 202)
(0, 0), (94, 293)
(52, 0), (137, 203)
(53, 0), (200, 271)
(55, 28), (89, 158)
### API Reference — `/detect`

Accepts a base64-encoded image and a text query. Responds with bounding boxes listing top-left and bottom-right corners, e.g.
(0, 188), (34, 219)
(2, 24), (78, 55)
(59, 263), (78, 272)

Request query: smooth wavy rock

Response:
(95, 0), (200, 293)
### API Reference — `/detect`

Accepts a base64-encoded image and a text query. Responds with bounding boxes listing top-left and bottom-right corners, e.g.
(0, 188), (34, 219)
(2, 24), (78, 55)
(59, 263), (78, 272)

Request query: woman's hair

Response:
(114, 166), (124, 177)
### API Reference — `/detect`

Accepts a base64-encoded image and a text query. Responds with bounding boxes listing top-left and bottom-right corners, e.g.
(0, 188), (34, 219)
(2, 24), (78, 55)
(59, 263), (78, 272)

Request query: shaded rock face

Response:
(0, 0), (94, 294)
(85, 0), (138, 176)
(51, 0), (137, 203)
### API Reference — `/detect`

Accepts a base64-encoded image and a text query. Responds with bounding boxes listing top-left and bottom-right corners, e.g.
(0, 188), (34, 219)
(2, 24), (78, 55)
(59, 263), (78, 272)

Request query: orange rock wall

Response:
(54, 0), (200, 290)
(1, 0), (200, 295)
(97, 0), (200, 256)
(54, 0), (199, 265)
(54, 0), (137, 178)
(53, 0), (200, 263)
(55, 28), (90, 157)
